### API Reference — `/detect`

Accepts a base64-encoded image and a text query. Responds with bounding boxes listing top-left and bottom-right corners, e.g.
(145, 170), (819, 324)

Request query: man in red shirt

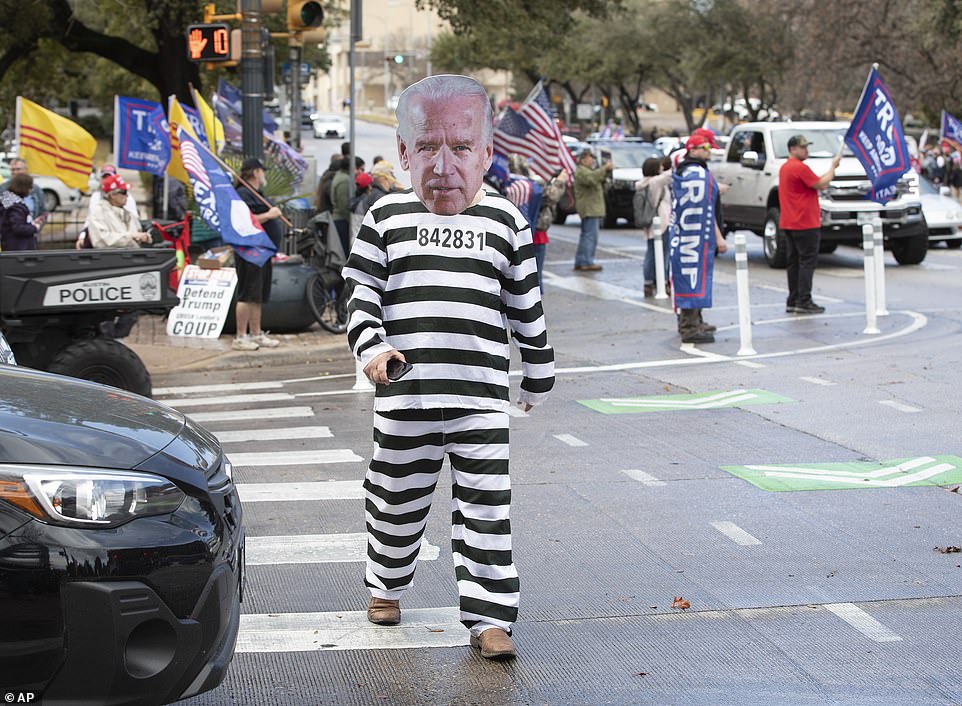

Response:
(778, 135), (841, 314)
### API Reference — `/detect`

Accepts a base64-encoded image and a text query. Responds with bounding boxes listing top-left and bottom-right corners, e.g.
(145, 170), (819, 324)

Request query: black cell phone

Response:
(386, 359), (413, 381)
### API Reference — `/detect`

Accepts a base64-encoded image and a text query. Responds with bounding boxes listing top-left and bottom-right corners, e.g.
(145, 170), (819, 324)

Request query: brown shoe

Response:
(367, 597), (400, 625)
(581, 264), (603, 272)
(470, 628), (517, 660)
(700, 322), (717, 333)
(644, 284), (655, 297)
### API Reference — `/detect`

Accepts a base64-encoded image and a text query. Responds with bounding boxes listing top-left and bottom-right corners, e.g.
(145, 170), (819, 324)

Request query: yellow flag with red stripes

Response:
(16, 97), (96, 190)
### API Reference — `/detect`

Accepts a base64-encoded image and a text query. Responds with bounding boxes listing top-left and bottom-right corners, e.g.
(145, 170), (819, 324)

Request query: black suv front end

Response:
(0, 365), (244, 706)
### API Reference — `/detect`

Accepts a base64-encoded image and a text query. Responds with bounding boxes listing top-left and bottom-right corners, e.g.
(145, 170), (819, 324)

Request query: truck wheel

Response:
(48, 339), (152, 397)
(818, 241), (838, 254)
(890, 232), (928, 265)
(763, 207), (788, 268)
(945, 240), (962, 249)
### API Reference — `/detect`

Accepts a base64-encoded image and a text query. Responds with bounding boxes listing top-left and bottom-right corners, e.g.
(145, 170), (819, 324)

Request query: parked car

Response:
(919, 176), (962, 248)
(312, 113), (347, 140)
(587, 139), (663, 227)
(0, 357), (244, 704)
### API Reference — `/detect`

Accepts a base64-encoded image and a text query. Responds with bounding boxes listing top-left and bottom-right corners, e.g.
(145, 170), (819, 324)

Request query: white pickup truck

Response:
(713, 121), (928, 266)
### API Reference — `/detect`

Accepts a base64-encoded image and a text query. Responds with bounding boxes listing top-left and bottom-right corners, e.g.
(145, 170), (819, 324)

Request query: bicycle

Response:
(297, 211), (350, 334)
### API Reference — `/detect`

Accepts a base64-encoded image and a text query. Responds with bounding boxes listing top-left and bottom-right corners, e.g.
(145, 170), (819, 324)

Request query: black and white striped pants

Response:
(364, 408), (519, 636)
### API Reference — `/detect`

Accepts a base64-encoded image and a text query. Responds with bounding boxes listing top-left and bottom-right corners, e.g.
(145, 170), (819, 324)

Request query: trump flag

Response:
(844, 66), (911, 204)
(940, 110), (962, 151)
(177, 128), (276, 266)
(114, 96), (171, 176)
(16, 97), (96, 190)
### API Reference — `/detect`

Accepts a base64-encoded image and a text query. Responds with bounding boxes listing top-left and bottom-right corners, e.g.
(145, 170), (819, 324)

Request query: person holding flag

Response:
(175, 128), (279, 351)
(232, 157), (284, 351)
(778, 135), (841, 315)
(669, 133), (728, 344)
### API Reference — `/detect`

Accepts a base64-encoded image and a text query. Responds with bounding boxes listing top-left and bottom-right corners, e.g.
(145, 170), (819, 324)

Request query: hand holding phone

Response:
(386, 359), (413, 381)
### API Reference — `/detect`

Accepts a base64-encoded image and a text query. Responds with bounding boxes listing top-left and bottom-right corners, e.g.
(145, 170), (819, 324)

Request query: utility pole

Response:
(241, 0), (265, 160)
(289, 43), (303, 150)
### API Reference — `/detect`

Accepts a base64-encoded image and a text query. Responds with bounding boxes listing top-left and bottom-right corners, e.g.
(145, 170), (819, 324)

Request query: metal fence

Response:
(32, 199), (321, 253)
(36, 200), (93, 249)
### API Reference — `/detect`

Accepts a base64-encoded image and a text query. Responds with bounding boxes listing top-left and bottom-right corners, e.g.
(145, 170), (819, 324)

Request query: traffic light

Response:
(393, 54), (404, 64)
(186, 23), (232, 62)
(287, 1), (323, 31)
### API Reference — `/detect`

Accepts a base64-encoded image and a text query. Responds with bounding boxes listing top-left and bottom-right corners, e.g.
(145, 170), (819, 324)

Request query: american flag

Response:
(494, 81), (576, 183)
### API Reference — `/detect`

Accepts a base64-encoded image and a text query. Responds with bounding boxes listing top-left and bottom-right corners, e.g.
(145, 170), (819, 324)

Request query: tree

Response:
(0, 0), (203, 107)
(423, 0), (618, 94)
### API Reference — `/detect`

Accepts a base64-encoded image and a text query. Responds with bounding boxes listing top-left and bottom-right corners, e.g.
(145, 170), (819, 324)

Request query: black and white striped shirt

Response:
(344, 188), (554, 412)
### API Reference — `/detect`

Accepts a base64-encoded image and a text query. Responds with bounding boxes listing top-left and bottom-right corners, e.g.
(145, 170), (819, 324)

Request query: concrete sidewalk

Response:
(124, 314), (350, 374)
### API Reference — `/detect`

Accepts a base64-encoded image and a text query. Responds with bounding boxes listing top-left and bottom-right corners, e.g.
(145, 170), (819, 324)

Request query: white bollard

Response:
(862, 224), (880, 335)
(872, 216), (888, 316)
(734, 232), (756, 355)
(353, 358), (374, 391)
(653, 216), (669, 299)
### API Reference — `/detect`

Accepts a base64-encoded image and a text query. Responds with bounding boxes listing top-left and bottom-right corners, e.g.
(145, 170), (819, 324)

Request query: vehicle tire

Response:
(603, 213), (617, 229)
(307, 274), (348, 334)
(553, 211), (568, 225)
(944, 239), (962, 250)
(762, 207), (788, 268)
(818, 241), (838, 254)
(42, 189), (60, 213)
(47, 338), (152, 397)
(890, 231), (928, 265)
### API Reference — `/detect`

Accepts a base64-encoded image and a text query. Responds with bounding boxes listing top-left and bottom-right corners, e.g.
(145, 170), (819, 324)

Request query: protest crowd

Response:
(0, 67), (931, 351)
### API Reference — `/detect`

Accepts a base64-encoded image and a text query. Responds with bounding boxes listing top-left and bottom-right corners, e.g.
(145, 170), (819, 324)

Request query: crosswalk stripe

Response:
(236, 607), (468, 652)
(215, 426), (333, 443)
(711, 521), (762, 546)
(227, 449), (362, 466)
(554, 433), (588, 447)
(621, 469), (666, 486)
(154, 381), (285, 396)
(246, 533), (439, 565)
(164, 392), (295, 408)
(825, 603), (902, 642)
(878, 400), (922, 413)
(800, 376), (836, 386)
(188, 407), (315, 423)
(236, 481), (364, 501)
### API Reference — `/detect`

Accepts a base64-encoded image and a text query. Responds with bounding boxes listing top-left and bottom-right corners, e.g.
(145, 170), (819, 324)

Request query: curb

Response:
(127, 336), (352, 375)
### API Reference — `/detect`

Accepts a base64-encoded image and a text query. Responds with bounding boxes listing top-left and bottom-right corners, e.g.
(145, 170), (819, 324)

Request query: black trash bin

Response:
(223, 256), (317, 334)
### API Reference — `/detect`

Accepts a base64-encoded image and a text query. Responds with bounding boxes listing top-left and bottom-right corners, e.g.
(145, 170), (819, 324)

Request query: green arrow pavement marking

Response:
(722, 456), (962, 492)
(578, 388), (794, 415)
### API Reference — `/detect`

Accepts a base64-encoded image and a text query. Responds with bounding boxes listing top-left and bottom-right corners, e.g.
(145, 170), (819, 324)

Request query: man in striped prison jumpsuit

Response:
(343, 74), (554, 661)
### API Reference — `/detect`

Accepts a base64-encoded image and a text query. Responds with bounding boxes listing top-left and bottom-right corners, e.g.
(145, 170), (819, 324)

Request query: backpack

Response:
(632, 184), (663, 229)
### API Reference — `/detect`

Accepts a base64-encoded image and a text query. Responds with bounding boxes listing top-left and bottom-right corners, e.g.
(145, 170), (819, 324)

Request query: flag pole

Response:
(181, 126), (293, 228)
(14, 96), (21, 159)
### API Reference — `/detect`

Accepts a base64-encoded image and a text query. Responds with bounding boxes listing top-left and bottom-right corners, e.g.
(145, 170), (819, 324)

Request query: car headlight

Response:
(0, 466), (186, 527)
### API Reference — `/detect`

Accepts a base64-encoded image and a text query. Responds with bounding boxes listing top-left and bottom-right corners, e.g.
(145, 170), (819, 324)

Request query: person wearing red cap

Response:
(86, 174), (151, 248)
(668, 133), (728, 344)
(79, 164), (141, 248)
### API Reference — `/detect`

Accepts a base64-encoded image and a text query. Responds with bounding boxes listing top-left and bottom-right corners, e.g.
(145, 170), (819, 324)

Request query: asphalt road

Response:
(165, 123), (962, 706)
